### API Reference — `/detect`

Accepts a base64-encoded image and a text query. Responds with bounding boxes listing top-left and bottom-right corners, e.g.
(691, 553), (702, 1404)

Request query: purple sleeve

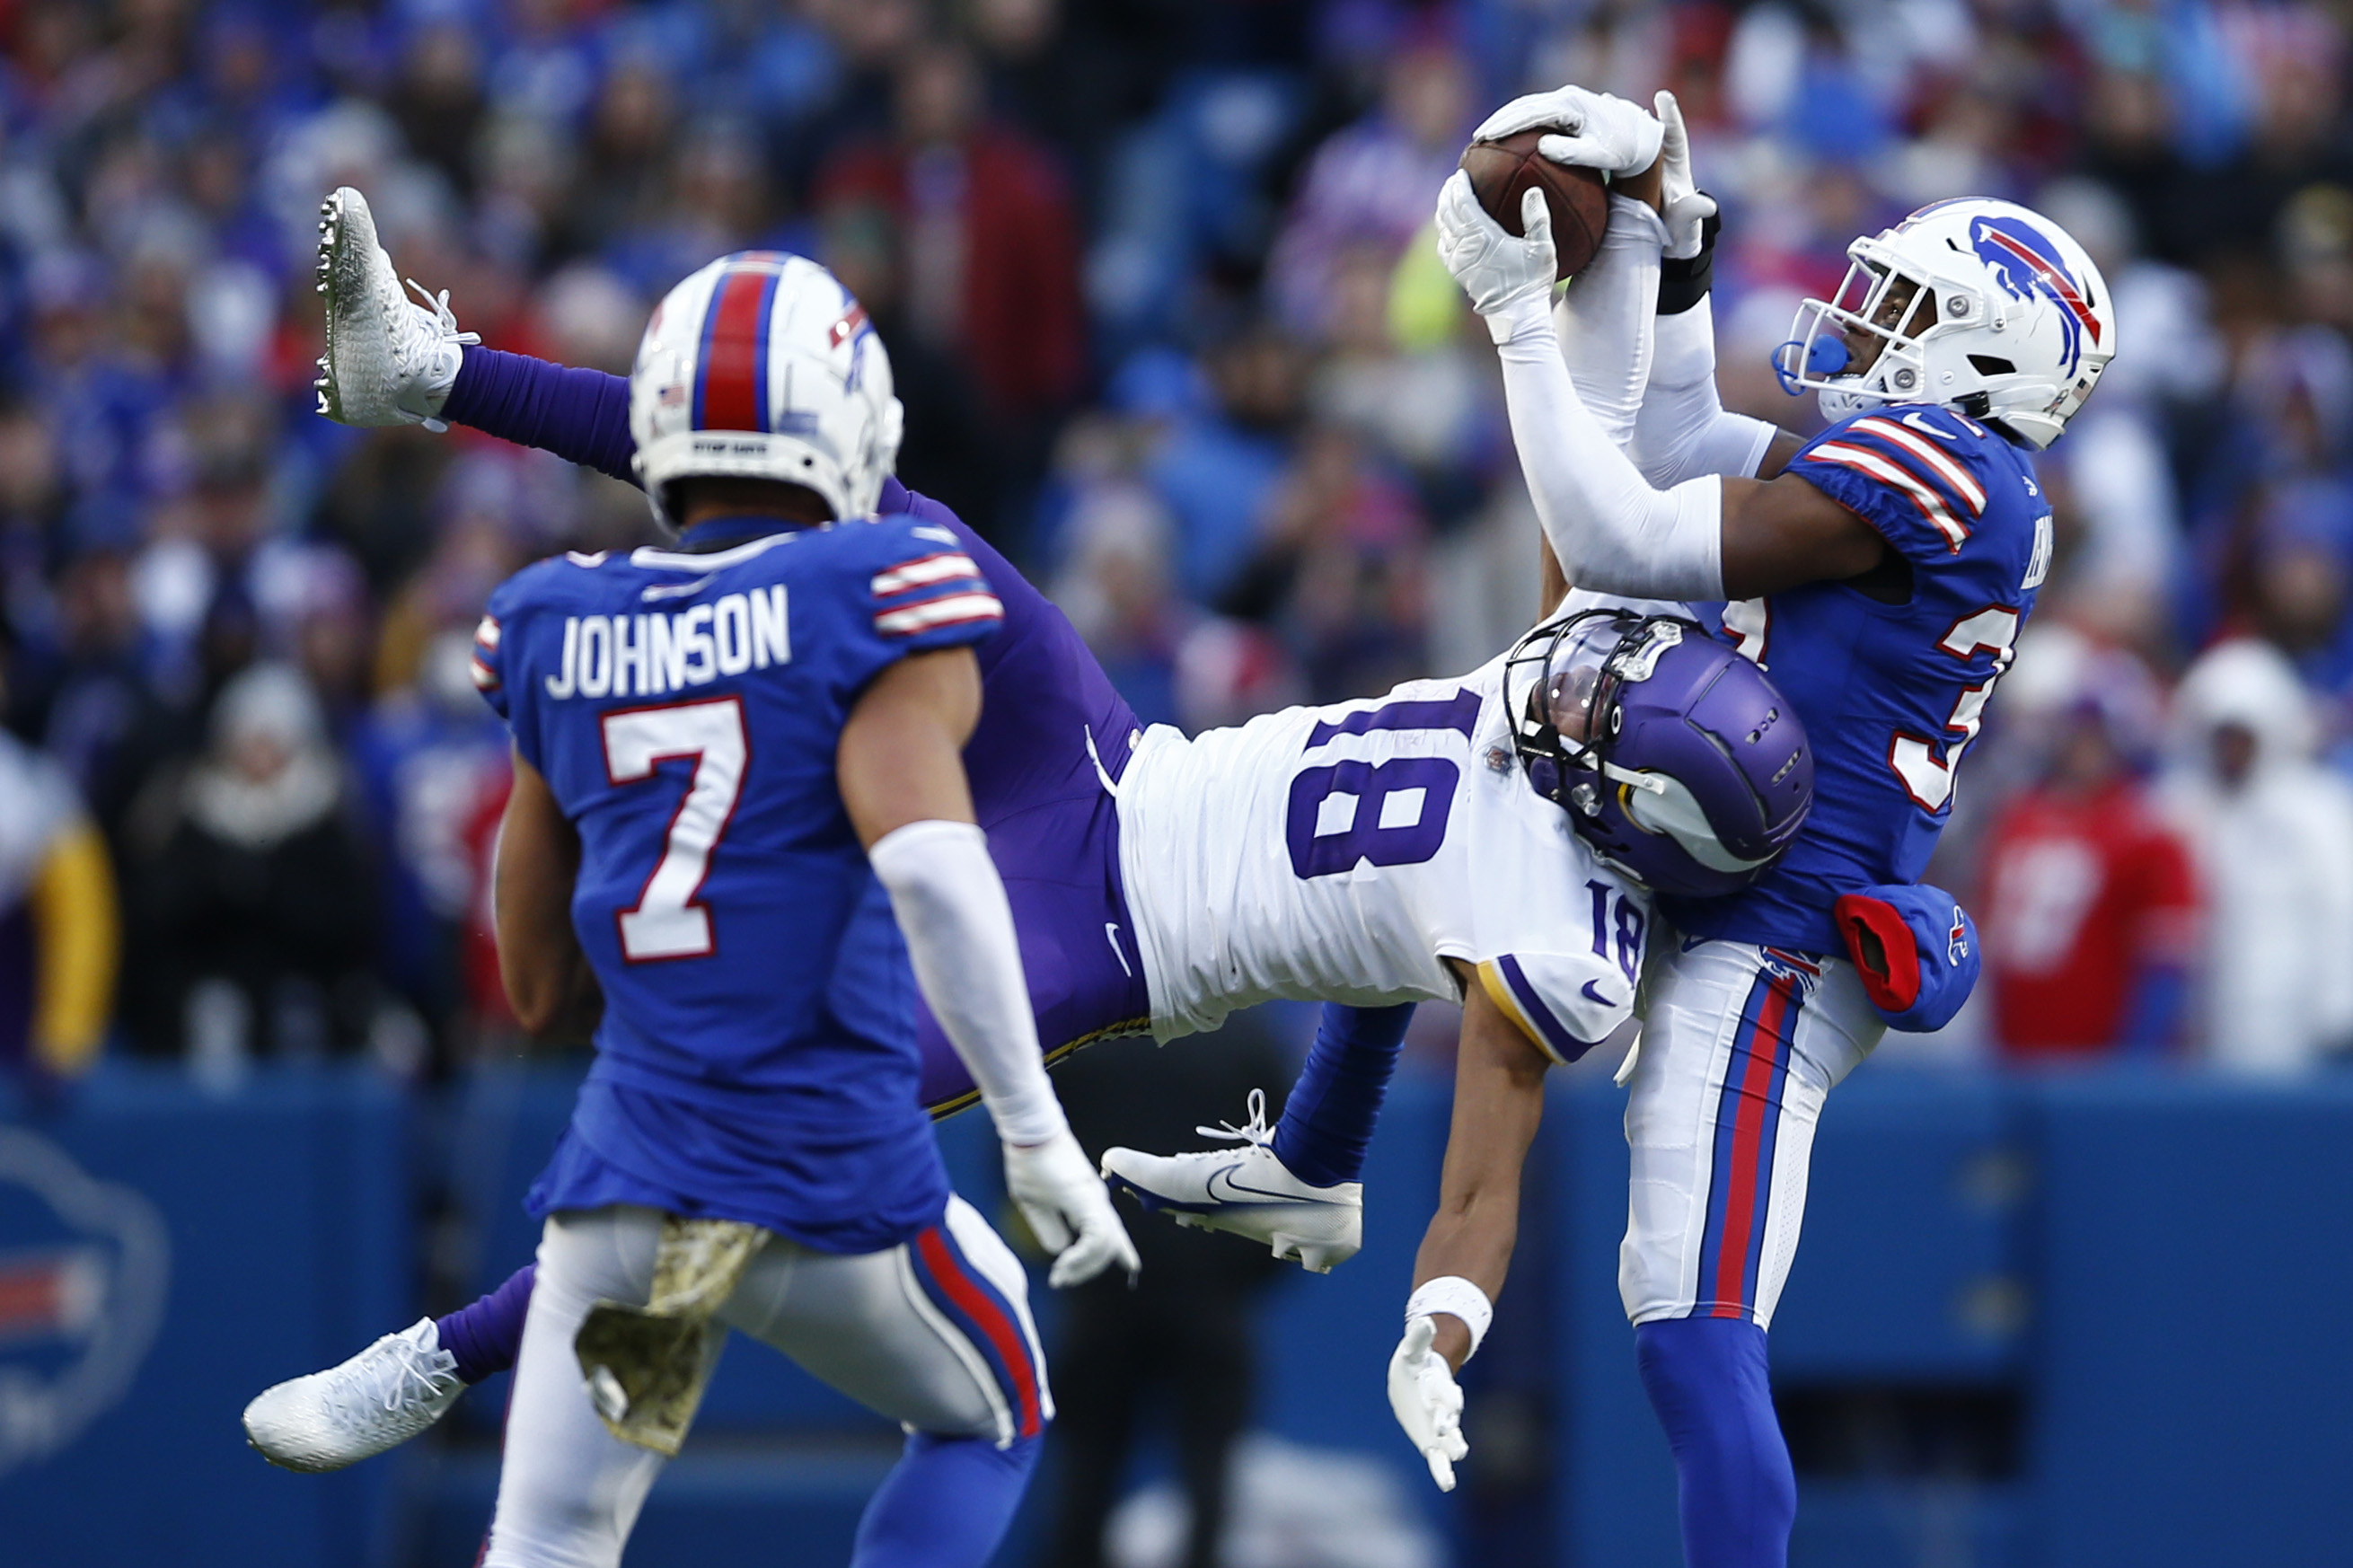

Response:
(442, 346), (639, 486)
(878, 477), (950, 526)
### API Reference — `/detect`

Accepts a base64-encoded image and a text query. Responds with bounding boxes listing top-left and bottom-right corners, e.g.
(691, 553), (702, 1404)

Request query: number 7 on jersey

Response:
(602, 698), (748, 961)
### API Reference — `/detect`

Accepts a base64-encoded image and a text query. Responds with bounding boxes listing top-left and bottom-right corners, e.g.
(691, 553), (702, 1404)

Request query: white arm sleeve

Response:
(1627, 302), (1779, 487)
(1550, 196), (1664, 447)
(1491, 292), (1725, 601)
(868, 818), (1067, 1146)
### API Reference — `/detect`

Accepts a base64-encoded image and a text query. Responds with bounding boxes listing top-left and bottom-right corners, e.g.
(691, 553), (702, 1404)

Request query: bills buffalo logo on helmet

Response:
(1968, 215), (2102, 377)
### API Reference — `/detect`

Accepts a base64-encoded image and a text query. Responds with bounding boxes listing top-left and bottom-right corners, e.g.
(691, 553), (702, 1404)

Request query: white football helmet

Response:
(1775, 198), (2116, 450)
(630, 251), (904, 528)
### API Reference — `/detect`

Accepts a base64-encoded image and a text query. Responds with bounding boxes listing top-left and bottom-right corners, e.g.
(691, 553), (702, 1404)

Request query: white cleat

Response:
(314, 186), (477, 429)
(1099, 1089), (1364, 1273)
(242, 1316), (466, 1473)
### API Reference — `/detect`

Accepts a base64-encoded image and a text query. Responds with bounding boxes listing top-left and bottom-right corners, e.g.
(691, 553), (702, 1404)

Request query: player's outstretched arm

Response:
(495, 749), (604, 1039)
(1388, 964), (1551, 1491)
(842, 649), (1141, 1289)
(1438, 172), (1886, 603)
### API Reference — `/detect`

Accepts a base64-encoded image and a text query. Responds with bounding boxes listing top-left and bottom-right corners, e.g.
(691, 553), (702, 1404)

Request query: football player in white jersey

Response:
(1112, 607), (1808, 1106)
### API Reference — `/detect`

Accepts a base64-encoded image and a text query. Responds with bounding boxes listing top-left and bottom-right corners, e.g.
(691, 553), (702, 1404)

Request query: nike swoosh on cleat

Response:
(1203, 1167), (1353, 1208)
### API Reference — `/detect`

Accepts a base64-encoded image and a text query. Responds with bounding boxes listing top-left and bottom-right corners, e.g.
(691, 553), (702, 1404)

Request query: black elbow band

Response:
(1656, 203), (1721, 316)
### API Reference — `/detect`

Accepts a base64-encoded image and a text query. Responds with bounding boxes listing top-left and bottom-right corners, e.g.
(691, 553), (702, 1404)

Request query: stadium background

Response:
(3, 0), (2353, 1564)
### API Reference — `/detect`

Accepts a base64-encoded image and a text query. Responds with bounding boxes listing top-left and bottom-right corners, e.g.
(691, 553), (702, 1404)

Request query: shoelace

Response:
(391, 279), (481, 430)
(1195, 1087), (1274, 1147)
(321, 1333), (457, 1423)
(401, 278), (482, 350)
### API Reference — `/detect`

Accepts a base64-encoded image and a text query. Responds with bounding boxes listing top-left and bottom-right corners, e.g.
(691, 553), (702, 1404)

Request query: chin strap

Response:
(1581, 750), (1670, 795)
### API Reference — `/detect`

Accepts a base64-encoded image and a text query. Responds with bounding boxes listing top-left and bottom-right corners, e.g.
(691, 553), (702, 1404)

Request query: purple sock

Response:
(434, 1264), (536, 1385)
(443, 346), (638, 485)
(1269, 1002), (1414, 1188)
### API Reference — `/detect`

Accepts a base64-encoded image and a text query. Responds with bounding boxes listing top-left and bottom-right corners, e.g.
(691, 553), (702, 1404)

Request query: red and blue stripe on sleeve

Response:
(470, 613), (501, 692)
(870, 550), (1004, 646)
(470, 609), (517, 723)
(1795, 410), (1989, 554)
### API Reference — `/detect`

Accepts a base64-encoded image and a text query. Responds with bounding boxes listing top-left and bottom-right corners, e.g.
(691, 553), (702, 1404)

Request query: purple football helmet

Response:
(1503, 610), (1814, 897)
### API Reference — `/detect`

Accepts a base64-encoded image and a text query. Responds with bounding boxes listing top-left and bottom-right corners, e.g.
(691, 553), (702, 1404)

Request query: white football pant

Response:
(1620, 938), (1884, 1331)
(483, 1197), (1049, 1568)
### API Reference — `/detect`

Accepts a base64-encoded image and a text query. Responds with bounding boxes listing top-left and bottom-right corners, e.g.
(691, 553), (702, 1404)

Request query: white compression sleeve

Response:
(1550, 196), (1666, 446)
(1627, 300), (1777, 487)
(1490, 291), (1725, 601)
(868, 819), (1067, 1146)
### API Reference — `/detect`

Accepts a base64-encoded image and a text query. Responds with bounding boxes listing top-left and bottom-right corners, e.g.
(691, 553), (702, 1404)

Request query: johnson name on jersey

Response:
(1671, 403), (2052, 954)
(471, 514), (1001, 1251)
(1116, 657), (1651, 1064)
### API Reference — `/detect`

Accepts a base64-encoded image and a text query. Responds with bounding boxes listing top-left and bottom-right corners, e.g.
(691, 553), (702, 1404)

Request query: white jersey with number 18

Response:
(1115, 656), (1651, 1063)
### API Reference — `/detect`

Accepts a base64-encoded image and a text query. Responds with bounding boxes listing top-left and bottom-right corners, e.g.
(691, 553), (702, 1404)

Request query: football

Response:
(1459, 129), (1611, 280)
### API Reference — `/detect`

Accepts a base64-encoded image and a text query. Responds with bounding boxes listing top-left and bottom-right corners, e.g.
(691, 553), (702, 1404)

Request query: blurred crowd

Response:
(6, 0), (2353, 1088)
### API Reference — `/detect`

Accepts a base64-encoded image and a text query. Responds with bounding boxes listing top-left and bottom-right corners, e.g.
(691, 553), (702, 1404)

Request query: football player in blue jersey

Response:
(1364, 86), (2112, 1567)
(248, 188), (1807, 1490)
(271, 247), (1139, 1568)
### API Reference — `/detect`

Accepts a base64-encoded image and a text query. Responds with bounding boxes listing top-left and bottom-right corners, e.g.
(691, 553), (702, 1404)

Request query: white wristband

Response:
(1405, 1276), (1494, 1361)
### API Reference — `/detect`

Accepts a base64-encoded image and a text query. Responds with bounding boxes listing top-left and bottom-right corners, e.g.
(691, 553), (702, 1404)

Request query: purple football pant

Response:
(898, 515), (1153, 1114)
(915, 718), (1150, 1113)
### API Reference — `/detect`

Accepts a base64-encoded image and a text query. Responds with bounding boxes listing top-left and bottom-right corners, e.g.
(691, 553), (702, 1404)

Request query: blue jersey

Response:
(1664, 404), (2053, 954)
(472, 513), (1005, 1253)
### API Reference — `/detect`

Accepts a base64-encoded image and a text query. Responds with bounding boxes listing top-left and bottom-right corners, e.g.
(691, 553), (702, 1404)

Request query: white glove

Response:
(1003, 1129), (1141, 1289)
(1436, 172), (1555, 323)
(1652, 90), (1716, 261)
(1474, 85), (1664, 177)
(1387, 1316), (1468, 1491)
